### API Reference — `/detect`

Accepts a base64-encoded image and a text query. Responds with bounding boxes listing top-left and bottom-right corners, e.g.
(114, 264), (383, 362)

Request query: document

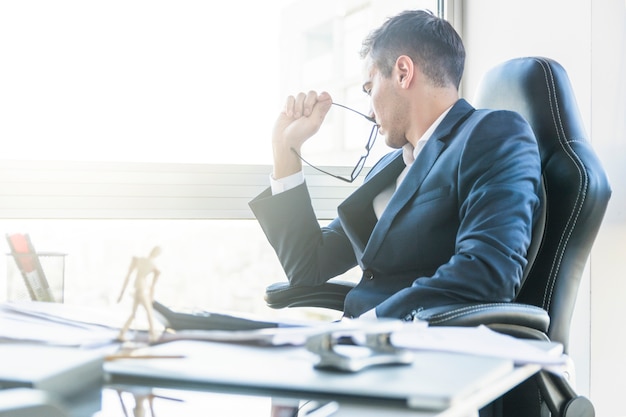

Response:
(391, 324), (566, 366)
(0, 301), (567, 370)
(0, 301), (123, 347)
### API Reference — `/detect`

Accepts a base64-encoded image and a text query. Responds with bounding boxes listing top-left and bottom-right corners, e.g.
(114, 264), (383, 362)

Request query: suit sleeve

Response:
(249, 183), (357, 286)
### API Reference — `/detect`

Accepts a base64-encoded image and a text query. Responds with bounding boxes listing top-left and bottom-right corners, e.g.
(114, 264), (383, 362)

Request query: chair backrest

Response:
(473, 57), (611, 352)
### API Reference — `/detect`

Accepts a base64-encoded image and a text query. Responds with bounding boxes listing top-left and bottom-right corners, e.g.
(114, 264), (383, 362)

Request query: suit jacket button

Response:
(364, 269), (374, 280)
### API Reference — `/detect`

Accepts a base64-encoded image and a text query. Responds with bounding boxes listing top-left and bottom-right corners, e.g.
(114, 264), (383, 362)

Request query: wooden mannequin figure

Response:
(117, 246), (162, 342)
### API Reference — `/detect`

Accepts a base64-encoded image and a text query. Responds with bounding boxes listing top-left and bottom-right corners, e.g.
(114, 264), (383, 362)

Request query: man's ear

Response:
(395, 55), (414, 89)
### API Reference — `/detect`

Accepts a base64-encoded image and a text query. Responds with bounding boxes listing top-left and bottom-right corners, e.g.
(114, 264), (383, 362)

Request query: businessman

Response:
(249, 10), (542, 320)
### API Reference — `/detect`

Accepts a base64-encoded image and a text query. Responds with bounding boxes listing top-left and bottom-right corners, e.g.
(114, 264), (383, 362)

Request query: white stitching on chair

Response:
(532, 58), (588, 312)
(424, 303), (544, 325)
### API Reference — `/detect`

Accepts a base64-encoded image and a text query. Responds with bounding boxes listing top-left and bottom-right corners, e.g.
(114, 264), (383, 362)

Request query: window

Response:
(0, 0), (441, 317)
(1, 0), (440, 166)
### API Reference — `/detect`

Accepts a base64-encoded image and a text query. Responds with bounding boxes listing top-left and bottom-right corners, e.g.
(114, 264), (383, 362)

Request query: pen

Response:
(104, 354), (186, 361)
(301, 401), (339, 417)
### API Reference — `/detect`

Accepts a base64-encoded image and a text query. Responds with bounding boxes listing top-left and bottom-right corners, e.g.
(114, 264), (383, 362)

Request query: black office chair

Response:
(264, 57), (611, 417)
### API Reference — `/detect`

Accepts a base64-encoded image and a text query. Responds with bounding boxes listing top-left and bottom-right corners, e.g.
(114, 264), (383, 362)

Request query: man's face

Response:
(362, 56), (408, 150)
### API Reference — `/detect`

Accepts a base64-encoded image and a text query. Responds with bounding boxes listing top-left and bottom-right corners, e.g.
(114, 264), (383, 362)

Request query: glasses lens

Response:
(351, 155), (367, 181)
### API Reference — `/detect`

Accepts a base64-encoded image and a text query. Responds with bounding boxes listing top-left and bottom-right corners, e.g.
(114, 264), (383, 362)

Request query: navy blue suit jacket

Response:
(249, 99), (542, 319)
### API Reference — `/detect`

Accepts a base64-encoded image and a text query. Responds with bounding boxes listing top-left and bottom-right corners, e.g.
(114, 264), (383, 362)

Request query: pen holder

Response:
(6, 252), (67, 303)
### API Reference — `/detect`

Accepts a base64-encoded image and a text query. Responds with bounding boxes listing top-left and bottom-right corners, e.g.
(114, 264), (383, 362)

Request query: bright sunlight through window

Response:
(0, 0), (437, 166)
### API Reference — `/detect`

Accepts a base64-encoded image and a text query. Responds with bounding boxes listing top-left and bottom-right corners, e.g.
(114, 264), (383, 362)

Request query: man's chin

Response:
(384, 136), (404, 149)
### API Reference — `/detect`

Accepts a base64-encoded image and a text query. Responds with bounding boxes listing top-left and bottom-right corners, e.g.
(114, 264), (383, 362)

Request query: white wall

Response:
(589, 0), (626, 415)
(461, 1), (626, 416)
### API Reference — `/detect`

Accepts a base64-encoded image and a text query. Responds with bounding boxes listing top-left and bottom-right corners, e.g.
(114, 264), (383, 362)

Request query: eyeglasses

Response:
(291, 102), (379, 183)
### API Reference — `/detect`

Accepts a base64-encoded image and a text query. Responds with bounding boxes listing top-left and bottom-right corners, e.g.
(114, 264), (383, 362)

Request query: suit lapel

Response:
(361, 137), (446, 263)
(338, 152), (405, 261)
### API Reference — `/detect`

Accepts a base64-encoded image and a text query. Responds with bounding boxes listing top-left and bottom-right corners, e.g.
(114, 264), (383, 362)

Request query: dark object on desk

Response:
(6, 233), (55, 302)
(153, 301), (280, 331)
(264, 57), (611, 417)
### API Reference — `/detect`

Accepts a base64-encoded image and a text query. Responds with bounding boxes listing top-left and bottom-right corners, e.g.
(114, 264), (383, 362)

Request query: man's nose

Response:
(366, 109), (376, 124)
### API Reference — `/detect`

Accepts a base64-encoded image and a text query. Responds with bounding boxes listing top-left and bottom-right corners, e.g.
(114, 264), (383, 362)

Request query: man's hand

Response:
(272, 91), (333, 179)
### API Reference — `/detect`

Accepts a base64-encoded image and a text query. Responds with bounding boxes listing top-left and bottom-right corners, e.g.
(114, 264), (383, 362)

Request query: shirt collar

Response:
(402, 105), (453, 166)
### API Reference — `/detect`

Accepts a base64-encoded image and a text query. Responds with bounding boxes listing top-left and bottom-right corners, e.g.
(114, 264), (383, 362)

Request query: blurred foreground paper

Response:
(0, 301), (124, 347)
(391, 324), (566, 367)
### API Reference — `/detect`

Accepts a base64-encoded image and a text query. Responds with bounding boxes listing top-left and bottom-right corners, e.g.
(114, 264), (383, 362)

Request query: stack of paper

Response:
(391, 324), (566, 366)
(0, 301), (125, 347)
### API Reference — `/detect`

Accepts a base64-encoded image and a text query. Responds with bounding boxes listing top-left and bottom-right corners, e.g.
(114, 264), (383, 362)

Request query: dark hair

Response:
(360, 10), (465, 89)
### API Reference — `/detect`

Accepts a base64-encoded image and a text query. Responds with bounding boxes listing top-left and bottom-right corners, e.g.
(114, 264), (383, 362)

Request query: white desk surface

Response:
(104, 339), (545, 417)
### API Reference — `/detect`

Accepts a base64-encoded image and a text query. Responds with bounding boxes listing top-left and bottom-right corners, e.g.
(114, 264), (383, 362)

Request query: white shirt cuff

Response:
(270, 170), (305, 195)
(359, 308), (378, 320)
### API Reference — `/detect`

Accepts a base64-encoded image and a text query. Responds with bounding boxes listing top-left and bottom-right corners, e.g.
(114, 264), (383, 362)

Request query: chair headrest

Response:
(474, 57), (587, 162)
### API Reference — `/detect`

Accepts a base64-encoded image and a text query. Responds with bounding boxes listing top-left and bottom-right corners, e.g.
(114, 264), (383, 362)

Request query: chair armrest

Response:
(266, 282), (550, 338)
(264, 280), (355, 311)
(416, 302), (550, 340)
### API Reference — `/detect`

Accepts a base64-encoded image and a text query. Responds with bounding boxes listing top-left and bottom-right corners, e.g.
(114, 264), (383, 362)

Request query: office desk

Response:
(97, 339), (546, 417)
(41, 359), (539, 417)
(0, 301), (559, 417)
(0, 342), (546, 417)
(51, 355), (542, 417)
(98, 361), (541, 417)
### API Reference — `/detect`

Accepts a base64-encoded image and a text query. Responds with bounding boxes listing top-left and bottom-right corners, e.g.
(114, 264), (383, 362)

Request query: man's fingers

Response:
(302, 90), (319, 117)
(311, 91), (332, 120)
(283, 95), (295, 117)
(283, 91), (332, 120)
(293, 92), (307, 118)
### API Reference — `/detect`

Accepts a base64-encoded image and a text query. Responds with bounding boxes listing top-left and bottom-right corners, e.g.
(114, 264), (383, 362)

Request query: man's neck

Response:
(408, 89), (458, 147)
